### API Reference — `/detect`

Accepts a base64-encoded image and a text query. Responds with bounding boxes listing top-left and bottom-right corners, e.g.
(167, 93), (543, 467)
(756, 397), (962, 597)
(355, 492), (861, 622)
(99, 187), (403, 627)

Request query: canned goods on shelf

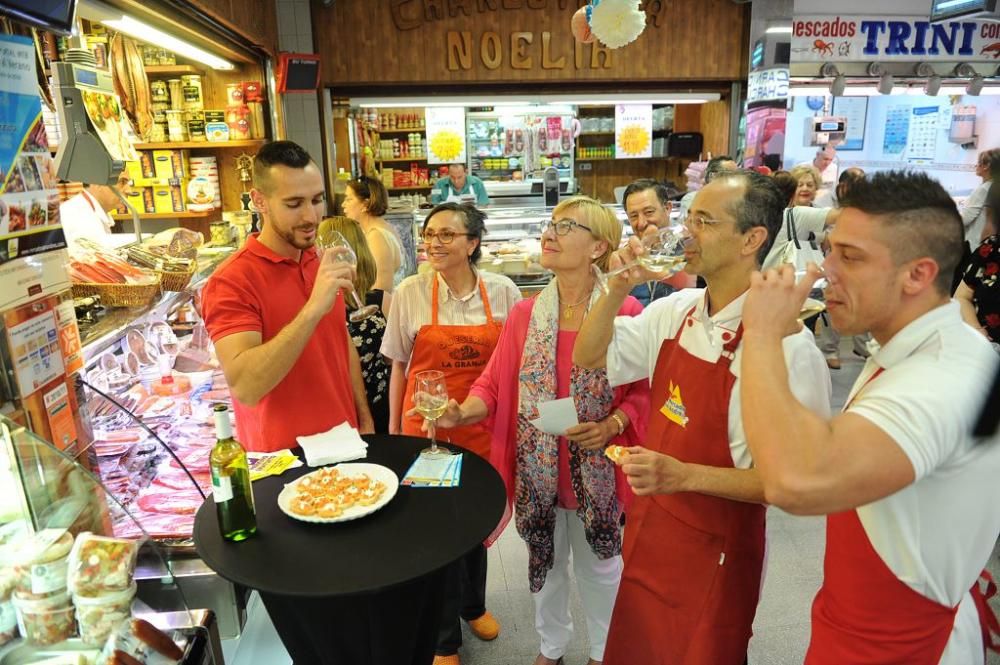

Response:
(180, 75), (203, 112)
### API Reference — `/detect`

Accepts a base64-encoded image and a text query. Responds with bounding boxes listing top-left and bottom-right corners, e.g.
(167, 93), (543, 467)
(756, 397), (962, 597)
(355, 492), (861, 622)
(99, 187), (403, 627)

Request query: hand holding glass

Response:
(596, 226), (688, 293)
(316, 231), (379, 323)
(413, 370), (453, 458)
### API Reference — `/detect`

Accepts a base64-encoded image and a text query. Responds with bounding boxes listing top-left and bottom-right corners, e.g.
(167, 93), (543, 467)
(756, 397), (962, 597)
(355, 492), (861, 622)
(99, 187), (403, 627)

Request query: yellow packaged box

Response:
(151, 149), (188, 180)
(151, 184), (186, 214)
(124, 161), (144, 185)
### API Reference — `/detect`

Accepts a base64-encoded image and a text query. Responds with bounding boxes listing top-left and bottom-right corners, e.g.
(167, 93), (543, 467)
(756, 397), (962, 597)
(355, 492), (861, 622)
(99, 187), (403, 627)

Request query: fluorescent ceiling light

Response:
(100, 15), (234, 70)
(353, 92), (720, 108)
(765, 26), (792, 34)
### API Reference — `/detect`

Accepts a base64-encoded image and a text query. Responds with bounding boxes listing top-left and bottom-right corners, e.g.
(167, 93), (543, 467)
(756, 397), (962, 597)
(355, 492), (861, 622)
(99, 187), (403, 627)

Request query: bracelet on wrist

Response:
(610, 413), (625, 437)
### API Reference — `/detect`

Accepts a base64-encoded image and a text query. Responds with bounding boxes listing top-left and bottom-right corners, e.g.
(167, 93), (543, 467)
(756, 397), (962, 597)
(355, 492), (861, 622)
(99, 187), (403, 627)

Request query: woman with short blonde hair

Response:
(425, 195), (650, 665)
(789, 164), (822, 207)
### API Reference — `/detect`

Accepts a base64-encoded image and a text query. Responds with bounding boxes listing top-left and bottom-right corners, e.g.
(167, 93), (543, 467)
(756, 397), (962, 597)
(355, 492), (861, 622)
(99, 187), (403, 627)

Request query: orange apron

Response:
(401, 276), (502, 459)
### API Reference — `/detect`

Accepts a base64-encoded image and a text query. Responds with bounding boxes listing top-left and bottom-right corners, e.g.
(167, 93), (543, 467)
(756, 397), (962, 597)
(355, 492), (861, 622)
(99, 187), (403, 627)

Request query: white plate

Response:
(277, 463), (399, 524)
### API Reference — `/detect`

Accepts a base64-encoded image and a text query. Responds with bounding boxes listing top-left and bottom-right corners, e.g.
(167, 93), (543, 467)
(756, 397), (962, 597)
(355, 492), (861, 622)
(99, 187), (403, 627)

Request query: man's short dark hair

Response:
(423, 202), (488, 264)
(838, 170), (963, 295)
(771, 170), (798, 207)
(705, 155), (736, 183)
(253, 141), (314, 192)
(449, 163), (467, 171)
(836, 167), (866, 202)
(714, 170), (785, 266)
(622, 179), (671, 209)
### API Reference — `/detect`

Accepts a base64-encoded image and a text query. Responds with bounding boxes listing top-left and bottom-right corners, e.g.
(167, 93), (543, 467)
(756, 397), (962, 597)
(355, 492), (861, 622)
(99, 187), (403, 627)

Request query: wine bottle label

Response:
(212, 473), (233, 503)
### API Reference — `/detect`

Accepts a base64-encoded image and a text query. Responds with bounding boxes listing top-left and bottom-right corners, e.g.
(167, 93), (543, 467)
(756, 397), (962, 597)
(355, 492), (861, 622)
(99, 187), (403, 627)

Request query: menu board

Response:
(0, 34), (66, 265)
(426, 107), (467, 165)
(883, 106), (910, 156)
(906, 106), (940, 164)
(6, 309), (64, 398)
(615, 104), (652, 159)
(831, 97), (867, 151)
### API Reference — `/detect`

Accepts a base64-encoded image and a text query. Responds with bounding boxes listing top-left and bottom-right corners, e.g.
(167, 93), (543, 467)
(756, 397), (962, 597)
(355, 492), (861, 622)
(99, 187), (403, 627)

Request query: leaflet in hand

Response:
(530, 397), (580, 435)
(402, 453), (463, 488)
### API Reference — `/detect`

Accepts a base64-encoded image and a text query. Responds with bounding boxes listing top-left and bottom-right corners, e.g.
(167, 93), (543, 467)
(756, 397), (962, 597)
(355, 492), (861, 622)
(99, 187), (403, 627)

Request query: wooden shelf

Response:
(379, 157), (427, 163)
(377, 128), (425, 135)
(578, 132), (615, 137)
(388, 185), (432, 191)
(112, 211), (214, 220)
(144, 65), (203, 76)
(134, 140), (265, 150)
(575, 156), (672, 162)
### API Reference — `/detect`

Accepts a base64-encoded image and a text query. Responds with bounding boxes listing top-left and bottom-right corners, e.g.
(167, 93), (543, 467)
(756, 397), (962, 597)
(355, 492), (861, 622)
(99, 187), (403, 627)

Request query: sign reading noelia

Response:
(792, 15), (1000, 62)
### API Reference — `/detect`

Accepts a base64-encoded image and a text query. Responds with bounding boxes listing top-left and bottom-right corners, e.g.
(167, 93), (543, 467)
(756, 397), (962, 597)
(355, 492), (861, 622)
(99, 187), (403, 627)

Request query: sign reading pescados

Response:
(792, 15), (1000, 62)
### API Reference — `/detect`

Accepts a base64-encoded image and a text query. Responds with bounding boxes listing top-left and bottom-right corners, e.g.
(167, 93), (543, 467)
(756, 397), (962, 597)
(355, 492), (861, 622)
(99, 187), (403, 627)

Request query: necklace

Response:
(558, 292), (590, 318)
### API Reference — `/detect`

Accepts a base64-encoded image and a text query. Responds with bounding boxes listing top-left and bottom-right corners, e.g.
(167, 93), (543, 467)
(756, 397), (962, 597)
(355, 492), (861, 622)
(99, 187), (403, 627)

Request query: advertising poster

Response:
(80, 89), (139, 163)
(615, 104), (652, 159)
(831, 97), (867, 151)
(0, 34), (66, 265)
(6, 309), (64, 398)
(906, 106), (940, 164)
(426, 107), (467, 165)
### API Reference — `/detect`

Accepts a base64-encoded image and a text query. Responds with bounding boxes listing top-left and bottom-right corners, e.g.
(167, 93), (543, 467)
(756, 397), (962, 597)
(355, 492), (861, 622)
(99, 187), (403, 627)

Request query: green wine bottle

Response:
(210, 405), (257, 541)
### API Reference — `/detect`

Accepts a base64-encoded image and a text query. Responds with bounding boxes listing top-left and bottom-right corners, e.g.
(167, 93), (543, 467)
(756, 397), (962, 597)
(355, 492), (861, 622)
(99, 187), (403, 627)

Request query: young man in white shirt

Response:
(574, 170), (831, 665)
(741, 170), (1000, 664)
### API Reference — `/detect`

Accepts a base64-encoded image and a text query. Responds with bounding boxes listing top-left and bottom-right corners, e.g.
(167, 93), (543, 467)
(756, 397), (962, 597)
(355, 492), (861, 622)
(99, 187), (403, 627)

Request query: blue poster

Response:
(0, 35), (44, 189)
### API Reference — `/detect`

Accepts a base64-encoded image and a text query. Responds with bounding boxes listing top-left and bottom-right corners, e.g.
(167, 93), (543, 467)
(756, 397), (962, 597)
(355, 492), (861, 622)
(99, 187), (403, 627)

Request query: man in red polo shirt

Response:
(202, 140), (373, 452)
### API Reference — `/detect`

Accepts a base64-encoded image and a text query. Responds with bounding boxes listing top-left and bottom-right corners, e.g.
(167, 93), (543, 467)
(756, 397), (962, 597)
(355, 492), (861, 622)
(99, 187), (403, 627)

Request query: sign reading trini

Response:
(792, 15), (1000, 62)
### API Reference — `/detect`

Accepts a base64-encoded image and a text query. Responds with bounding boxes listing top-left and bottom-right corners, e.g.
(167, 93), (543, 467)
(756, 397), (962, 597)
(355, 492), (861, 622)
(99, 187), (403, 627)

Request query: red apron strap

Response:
(971, 569), (1000, 656)
(478, 277), (495, 325)
(432, 273), (493, 325)
(431, 275), (440, 326)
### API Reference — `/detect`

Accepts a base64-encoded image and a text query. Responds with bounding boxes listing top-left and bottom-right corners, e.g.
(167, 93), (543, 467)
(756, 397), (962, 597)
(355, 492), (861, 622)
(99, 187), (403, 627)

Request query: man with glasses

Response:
(574, 170), (831, 665)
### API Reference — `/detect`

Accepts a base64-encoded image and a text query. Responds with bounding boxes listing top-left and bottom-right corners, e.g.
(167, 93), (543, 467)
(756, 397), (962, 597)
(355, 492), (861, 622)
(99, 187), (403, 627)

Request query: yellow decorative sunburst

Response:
(618, 124), (650, 156)
(430, 130), (464, 162)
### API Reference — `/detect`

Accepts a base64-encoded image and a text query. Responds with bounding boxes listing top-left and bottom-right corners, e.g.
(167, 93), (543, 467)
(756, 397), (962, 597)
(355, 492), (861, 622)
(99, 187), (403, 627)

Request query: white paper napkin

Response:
(296, 422), (368, 467)
(530, 398), (580, 436)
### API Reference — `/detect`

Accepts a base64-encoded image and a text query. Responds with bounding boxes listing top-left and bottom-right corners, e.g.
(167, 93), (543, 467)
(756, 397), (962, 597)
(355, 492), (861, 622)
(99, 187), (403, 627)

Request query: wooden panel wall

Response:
(575, 158), (690, 204)
(312, 0), (749, 87)
(186, 0), (279, 56)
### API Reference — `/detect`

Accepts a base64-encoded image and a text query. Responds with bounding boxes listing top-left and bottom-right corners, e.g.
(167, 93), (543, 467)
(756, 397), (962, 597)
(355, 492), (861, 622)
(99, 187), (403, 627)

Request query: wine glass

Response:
(413, 370), (453, 458)
(595, 226), (688, 294)
(316, 230), (380, 323)
(795, 259), (828, 321)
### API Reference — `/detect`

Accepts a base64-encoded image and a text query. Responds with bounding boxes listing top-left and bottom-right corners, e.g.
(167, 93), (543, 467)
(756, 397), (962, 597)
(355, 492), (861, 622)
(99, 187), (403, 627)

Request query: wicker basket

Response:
(72, 276), (162, 308)
(158, 266), (196, 292)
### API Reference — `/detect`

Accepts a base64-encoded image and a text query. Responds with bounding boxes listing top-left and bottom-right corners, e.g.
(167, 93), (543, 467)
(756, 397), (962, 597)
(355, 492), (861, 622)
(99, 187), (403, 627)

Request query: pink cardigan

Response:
(468, 296), (650, 524)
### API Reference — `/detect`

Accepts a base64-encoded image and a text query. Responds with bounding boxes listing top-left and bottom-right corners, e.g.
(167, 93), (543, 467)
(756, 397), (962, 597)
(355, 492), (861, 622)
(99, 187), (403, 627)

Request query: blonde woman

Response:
(789, 163), (822, 207)
(343, 175), (406, 314)
(320, 216), (390, 432)
(430, 196), (650, 665)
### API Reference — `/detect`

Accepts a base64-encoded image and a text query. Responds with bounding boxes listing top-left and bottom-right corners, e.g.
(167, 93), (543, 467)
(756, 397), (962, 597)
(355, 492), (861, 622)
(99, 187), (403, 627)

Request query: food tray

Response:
(277, 463), (399, 524)
(72, 276), (162, 308)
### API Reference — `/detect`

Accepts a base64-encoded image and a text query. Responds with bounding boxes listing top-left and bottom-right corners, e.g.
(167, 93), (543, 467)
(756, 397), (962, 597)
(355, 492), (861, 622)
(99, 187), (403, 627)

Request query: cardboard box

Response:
(152, 149), (188, 180)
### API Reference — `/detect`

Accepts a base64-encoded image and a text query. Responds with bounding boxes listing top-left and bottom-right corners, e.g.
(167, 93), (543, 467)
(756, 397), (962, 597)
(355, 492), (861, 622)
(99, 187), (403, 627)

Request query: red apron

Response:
(808, 368), (1000, 664)
(604, 307), (765, 665)
(400, 276), (502, 459)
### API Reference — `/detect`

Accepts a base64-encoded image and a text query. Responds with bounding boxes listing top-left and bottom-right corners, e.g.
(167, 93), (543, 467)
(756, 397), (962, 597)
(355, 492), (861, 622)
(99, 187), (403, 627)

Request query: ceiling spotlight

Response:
(968, 75), (985, 96)
(831, 74), (847, 97)
(954, 63), (978, 78)
(878, 72), (894, 95)
(867, 62), (886, 77)
(925, 75), (942, 96)
(820, 62), (840, 78)
(914, 62), (936, 78)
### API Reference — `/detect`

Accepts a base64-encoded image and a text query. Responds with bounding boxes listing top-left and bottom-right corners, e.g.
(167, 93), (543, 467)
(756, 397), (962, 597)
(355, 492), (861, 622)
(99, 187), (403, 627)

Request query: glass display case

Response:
(0, 413), (221, 663)
(466, 111), (575, 185)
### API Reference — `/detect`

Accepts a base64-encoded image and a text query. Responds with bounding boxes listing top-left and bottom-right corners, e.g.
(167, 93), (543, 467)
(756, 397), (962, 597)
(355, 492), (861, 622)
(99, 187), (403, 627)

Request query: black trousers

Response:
(259, 567), (447, 665)
(435, 543), (488, 656)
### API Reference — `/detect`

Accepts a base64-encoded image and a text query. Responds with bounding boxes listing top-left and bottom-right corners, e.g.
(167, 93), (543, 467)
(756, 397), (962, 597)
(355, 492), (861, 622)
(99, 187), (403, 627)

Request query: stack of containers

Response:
(67, 533), (139, 646)
(188, 156), (222, 210)
(1, 565), (17, 646)
(9, 530), (76, 646)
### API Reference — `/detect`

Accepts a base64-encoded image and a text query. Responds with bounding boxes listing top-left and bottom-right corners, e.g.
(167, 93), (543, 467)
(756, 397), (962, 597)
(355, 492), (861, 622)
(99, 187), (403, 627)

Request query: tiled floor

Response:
(223, 342), (1000, 665)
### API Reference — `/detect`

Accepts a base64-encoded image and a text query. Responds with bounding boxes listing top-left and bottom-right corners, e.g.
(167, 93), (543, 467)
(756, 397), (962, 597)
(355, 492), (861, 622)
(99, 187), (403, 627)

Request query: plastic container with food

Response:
(101, 617), (185, 664)
(12, 589), (75, 645)
(0, 569), (18, 646)
(12, 530), (73, 600)
(74, 581), (136, 646)
(67, 533), (139, 595)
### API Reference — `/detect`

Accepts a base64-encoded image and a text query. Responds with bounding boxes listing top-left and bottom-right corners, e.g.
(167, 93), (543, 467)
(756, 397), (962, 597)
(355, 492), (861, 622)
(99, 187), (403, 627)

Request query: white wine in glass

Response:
(414, 370), (453, 458)
(316, 230), (380, 323)
(597, 226), (688, 294)
(798, 298), (826, 321)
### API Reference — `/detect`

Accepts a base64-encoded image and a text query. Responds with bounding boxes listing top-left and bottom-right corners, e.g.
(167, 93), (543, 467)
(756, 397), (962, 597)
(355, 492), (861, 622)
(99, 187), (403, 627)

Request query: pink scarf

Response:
(515, 276), (622, 593)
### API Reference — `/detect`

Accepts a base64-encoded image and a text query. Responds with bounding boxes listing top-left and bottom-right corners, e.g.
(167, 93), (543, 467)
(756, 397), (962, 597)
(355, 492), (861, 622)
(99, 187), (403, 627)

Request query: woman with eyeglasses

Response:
(426, 196), (650, 665)
(381, 201), (521, 664)
(343, 175), (406, 314)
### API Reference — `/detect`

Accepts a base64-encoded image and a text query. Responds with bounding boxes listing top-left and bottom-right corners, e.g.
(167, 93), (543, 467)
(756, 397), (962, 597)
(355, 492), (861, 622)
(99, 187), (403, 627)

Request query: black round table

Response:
(193, 434), (506, 597)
